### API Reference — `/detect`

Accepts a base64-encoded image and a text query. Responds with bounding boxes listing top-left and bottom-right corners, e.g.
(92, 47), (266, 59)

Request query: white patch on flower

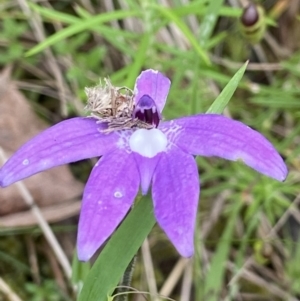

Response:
(129, 128), (167, 158)
(114, 191), (123, 198)
(160, 121), (182, 149)
(22, 159), (29, 165)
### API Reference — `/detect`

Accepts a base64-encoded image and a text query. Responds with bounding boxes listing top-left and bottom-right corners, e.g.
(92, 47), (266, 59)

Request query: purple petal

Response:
(160, 114), (287, 181)
(152, 146), (199, 257)
(77, 149), (140, 261)
(0, 117), (118, 187)
(134, 69), (171, 113)
(133, 153), (161, 195)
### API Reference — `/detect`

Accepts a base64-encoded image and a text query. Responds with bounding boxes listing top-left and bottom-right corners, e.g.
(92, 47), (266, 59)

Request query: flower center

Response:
(129, 128), (167, 158)
(133, 95), (160, 127)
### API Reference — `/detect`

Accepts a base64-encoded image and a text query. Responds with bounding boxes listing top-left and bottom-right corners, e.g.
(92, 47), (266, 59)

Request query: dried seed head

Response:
(85, 78), (153, 133)
(85, 78), (120, 118)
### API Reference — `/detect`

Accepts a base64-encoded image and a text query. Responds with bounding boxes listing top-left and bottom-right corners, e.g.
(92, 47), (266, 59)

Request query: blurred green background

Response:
(0, 0), (300, 300)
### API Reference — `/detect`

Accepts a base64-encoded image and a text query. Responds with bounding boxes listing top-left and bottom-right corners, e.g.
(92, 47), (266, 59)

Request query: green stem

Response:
(115, 254), (137, 301)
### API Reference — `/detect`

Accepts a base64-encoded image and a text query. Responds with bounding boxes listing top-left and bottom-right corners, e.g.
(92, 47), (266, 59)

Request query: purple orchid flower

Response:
(0, 69), (287, 261)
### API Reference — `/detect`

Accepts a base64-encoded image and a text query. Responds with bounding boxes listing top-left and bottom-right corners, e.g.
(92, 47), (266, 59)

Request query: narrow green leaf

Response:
(29, 2), (79, 23)
(198, 0), (224, 46)
(78, 196), (155, 301)
(171, 1), (207, 17)
(206, 61), (248, 114)
(150, 4), (210, 65)
(25, 10), (141, 57)
(203, 201), (242, 301)
(72, 250), (90, 289)
(124, 33), (151, 88)
(191, 0), (224, 114)
(169, 2), (242, 19)
(234, 212), (259, 268)
(110, 65), (133, 83)
(73, 6), (138, 57)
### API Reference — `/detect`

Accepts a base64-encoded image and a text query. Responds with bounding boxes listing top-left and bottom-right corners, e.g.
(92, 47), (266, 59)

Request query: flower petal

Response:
(134, 69), (171, 113)
(0, 117), (118, 187)
(77, 149), (140, 261)
(161, 114), (287, 181)
(152, 146), (199, 257)
(133, 153), (161, 195)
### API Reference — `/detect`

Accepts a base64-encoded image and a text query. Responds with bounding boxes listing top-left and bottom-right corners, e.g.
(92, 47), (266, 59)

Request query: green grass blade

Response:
(203, 201), (242, 301)
(170, 2), (241, 19)
(25, 10), (141, 57)
(77, 196), (155, 301)
(150, 4), (210, 65)
(198, 0), (224, 46)
(29, 2), (79, 23)
(190, 0), (224, 114)
(124, 33), (151, 88)
(206, 61), (248, 114)
(71, 250), (90, 289)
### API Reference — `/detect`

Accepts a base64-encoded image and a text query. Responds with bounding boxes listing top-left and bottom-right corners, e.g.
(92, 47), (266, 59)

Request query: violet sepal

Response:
(77, 149), (139, 261)
(0, 118), (118, 187)
(160, 115), (287, 181)
(152, 146), (199, 257)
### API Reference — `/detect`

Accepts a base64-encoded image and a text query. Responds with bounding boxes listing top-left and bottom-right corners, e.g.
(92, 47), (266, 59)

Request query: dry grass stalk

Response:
(0, 148), (72, 279)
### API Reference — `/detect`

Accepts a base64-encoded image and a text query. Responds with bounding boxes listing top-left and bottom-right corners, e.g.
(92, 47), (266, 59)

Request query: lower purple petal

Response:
(133, 153), (161, 195)
(152, 146), (200, 257)
(77, 149), (140, 261)
(0, 117), (118, 187)
(161, 114), (287, 181)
